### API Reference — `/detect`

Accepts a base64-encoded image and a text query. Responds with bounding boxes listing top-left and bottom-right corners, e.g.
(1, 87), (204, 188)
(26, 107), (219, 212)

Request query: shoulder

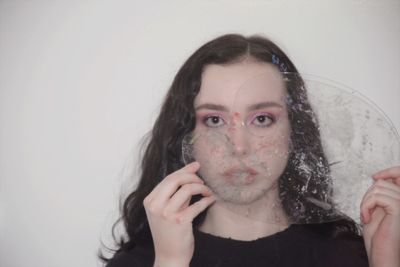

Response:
(301, 226), (369, 267)
(106, 244), (154, 267)
(273, 224), (367, 266)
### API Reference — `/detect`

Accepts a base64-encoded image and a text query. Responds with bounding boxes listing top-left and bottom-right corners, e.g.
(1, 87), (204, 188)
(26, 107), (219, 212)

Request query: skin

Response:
(143, 59), (400, 267)
(144, 162), (214, 267)
(361, 166), (400, 267)
(193, 60), (291, 239)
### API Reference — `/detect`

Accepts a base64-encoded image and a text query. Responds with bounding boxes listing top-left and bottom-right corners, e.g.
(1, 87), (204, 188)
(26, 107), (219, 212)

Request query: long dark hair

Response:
(100, 34), (360, 262)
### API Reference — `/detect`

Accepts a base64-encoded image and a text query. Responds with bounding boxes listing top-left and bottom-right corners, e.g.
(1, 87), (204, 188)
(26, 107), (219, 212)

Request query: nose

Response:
(227, 124), (250, 156)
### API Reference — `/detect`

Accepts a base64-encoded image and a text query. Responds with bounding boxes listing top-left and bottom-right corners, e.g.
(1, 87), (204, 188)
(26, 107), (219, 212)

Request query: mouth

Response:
(222, 167), (259, 184)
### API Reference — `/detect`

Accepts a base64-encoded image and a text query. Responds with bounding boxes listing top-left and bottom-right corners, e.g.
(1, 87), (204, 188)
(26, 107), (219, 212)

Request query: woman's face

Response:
(191, 60), (291, 205)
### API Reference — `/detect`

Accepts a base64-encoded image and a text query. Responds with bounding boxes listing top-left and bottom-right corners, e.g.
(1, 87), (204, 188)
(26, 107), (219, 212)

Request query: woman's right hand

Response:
(143, 162), (215, 267)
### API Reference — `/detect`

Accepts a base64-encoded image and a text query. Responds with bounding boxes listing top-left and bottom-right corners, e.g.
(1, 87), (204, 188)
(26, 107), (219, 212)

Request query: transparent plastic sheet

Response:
(182, 71), (400, 225)
(304, 75), (400, 223)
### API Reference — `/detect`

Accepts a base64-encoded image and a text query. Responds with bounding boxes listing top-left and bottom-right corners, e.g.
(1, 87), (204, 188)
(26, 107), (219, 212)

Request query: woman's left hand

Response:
(361, 166), (400, 267)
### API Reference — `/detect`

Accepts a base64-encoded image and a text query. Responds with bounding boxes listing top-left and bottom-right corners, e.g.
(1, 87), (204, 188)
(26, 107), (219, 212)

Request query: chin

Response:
(202, 171), (281, 205)
(214, 185), (270, 205)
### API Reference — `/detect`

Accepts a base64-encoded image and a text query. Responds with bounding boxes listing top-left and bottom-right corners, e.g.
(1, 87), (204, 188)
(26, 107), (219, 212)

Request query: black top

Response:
(107, 225), (369, 267)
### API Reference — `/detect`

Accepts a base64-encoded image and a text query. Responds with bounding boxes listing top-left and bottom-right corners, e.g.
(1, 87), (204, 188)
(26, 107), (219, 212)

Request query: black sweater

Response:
(107, 225), (369, 267)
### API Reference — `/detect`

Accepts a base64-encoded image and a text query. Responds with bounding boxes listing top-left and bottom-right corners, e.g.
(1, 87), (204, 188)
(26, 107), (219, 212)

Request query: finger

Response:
(373, 166), (400, 181)
(165, 183), (213, 213)
(170, 161), (200, 176)
(178, 196), (216, 223)
(147, 172), (203, 206)
(148, 161), (202, 198)
(365, 180), (400, 197)
(147, 172), (202, 200)
(362, 181), (400, 213)
(373, 176), (400, 187)
(360, 193), (400, 224)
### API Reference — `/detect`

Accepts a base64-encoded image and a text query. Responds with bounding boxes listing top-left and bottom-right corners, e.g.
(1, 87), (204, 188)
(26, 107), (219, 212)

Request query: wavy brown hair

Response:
(100, 34), (360, 262)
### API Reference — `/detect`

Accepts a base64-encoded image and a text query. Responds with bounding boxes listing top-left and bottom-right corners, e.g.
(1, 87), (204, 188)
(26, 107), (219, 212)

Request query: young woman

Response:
(102, 34), (400, 267)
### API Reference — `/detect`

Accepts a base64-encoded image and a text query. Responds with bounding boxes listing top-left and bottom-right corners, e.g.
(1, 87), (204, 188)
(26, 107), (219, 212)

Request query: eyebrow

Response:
(195, 101), (284, 112)
(247, 102), (284, 110)
(195, 103), (228, 111)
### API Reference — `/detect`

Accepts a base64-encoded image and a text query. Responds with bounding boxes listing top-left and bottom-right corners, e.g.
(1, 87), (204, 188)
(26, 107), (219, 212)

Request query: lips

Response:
(224, 167), (258, 176)
(222, 166), (259, 184)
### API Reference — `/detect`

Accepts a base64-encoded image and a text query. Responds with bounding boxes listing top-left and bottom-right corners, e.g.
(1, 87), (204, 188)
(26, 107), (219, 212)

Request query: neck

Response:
(198, 189), (290, 241)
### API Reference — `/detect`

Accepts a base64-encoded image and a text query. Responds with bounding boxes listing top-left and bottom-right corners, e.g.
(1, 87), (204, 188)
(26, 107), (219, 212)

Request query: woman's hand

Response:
(143, 162), (215, 267)
(361, 166), (400, 267)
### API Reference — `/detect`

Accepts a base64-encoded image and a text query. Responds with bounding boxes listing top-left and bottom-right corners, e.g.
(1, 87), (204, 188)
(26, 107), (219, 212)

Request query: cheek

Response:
(252, 114), (291, 148)
(192, 136), (227, 164)
(254, 131), (290, 155)
(252, 134), (290, 172)
(253, 135), (290, 178)
(193, 142), (230, 181)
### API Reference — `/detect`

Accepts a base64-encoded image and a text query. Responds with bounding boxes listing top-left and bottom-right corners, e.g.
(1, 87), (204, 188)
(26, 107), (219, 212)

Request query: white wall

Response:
(0, 1), (399, 266)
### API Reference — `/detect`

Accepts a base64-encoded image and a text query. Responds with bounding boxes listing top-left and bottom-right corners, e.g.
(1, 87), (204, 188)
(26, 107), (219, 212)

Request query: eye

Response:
(203, 116), (226, 127)
(252, 114), (274, 127)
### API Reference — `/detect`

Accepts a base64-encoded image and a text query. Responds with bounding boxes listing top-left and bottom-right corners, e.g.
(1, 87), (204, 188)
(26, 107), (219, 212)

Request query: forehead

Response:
(195, 61), (286, 107)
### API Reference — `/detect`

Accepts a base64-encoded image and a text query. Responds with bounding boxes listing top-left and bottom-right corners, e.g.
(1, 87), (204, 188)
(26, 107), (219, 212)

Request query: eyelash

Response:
(201, 114), (276, 128)
(250, 114), (276, 128)
(203, 115), (226, 127)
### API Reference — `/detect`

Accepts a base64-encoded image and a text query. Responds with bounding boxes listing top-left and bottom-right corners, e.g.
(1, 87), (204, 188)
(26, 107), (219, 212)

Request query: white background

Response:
(0, 1), (399, 266)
